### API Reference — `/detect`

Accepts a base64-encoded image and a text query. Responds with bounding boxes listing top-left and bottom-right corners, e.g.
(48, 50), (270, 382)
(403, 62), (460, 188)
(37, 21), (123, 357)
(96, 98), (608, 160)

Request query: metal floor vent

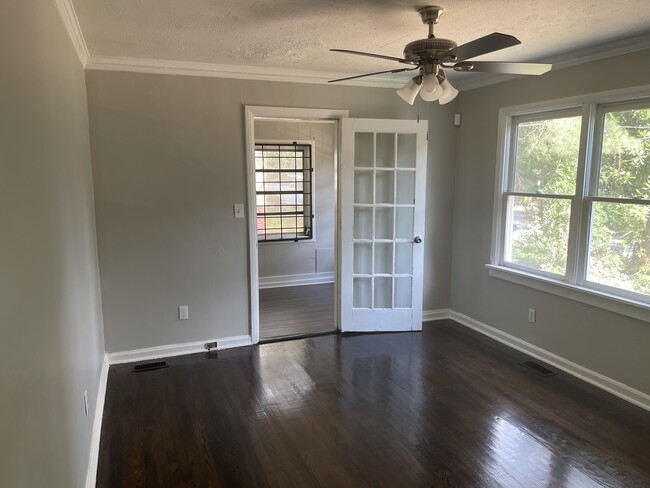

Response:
(132, 361), (168, 372)
(519, 360), (558, 377)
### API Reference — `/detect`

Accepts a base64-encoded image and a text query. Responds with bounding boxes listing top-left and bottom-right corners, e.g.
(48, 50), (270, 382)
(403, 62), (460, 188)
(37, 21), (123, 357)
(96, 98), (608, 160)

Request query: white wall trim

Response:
(422, 309), (452, 322)
(447, 311), (650, 412)
(216, 335), (253, 350)
(106, 335), (252, 365)
(259, 272), (334, 289)
(85, 55), (406, 88)
(84, 33), (650, 91)
(54, 0), (89, 66)
(85, 354), (109, 488)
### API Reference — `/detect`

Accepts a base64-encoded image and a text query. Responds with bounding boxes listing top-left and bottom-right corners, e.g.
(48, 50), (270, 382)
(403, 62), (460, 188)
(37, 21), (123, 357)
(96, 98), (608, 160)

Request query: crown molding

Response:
(54, 0), (89, 66)
(455, 31), (650, 92)
(57, 0), (650, 92)
(85, 55), (408, 88)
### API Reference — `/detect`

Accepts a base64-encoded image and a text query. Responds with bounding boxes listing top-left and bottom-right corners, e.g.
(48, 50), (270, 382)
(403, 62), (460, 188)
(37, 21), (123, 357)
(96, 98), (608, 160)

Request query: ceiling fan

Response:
(329, 5), (552, 105)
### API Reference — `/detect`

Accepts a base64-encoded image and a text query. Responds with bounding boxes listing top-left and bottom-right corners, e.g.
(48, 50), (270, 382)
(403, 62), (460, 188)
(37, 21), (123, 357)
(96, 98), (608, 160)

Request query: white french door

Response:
(340, 118), (428, 332)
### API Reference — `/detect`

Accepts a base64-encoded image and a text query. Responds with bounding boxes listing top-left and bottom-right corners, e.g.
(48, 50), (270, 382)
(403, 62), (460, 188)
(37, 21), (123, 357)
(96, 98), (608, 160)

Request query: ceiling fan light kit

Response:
(329, 5), (552, 105)
(420, 77), (443, 102)
(438, 78), (459, 105)
(396, 76), (423, 105)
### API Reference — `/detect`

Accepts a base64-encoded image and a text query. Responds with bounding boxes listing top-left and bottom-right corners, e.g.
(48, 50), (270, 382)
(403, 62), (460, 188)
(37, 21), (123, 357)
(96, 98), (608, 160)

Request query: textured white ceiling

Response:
(73, 0), (650, 80)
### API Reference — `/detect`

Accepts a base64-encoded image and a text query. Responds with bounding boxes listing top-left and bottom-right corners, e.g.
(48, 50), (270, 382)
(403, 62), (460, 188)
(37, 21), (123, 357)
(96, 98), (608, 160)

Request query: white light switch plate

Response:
(234, 204), (245, 219)
(528, 308), (536, 323)
(179, 305), (189, 320)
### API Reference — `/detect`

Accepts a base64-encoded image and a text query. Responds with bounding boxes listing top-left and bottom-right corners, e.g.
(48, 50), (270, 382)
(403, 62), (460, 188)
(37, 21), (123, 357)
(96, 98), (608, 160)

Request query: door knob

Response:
(413, 236), (422, 244)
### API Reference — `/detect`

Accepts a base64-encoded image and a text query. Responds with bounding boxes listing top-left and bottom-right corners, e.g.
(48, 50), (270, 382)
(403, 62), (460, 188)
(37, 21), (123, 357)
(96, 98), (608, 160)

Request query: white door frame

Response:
(244, 106), (349, 344)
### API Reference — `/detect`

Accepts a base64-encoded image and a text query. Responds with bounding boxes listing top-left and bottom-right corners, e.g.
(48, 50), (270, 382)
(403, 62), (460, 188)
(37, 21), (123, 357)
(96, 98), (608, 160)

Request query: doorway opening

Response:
(245, 107), (349, 344)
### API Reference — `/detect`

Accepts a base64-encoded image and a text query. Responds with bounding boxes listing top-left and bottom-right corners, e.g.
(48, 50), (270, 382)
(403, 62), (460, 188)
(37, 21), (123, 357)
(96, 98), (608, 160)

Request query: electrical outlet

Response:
(178, 305), (189, 320)
(528, 308), (536, 324)
(83, 390), (89, 417)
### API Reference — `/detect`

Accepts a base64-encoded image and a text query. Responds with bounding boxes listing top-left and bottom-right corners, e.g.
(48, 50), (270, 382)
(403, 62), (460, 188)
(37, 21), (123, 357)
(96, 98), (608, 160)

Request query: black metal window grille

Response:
(255, 143), (313, 242)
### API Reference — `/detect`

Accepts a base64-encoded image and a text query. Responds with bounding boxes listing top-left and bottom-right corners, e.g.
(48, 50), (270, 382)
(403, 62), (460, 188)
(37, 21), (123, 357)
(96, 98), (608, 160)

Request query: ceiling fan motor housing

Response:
(403, 38), (457, 64)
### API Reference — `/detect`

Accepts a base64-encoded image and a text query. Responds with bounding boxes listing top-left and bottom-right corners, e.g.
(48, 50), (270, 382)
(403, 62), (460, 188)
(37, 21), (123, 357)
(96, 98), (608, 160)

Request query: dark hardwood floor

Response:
(97, 320), (650, 487)
(259, 283), (335, 341)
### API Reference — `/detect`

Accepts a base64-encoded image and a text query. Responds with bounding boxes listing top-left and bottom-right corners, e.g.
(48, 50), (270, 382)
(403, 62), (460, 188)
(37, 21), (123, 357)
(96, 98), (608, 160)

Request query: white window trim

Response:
(490, 84), (650, 323)
(255, 139), (316, 244)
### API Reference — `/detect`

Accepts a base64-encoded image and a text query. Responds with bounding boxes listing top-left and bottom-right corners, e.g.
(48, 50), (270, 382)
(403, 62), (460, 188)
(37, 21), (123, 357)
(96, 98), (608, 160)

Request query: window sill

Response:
(486, 264), (650, 323)
(258, 238), (315, 245)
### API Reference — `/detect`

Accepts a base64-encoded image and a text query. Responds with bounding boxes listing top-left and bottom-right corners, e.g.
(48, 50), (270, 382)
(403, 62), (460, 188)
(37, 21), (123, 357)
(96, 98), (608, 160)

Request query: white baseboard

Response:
(85, 354), (109, 488)
(259, 271), (334, 289)
(449, 311), (650, 412)
(422, 309), (452, 322)
(106, 335), (252, 365)
(217, 335), (253, 350)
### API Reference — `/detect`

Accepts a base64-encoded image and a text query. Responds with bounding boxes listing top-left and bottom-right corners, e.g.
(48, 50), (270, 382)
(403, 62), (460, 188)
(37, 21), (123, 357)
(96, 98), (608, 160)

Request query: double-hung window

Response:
(587, 102), (650, 297)
(492, 94), (650, 315)
(255, 142), (313, 242)
(503, 110), (582, 277)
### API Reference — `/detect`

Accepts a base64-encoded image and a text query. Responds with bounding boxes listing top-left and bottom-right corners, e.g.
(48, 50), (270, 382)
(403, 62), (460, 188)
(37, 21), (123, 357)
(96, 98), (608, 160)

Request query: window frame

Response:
(582, 99), (650, 303)
(490, 85), (650, 321)
(254, 140), (315, 243)
(502, 108), (584, 281)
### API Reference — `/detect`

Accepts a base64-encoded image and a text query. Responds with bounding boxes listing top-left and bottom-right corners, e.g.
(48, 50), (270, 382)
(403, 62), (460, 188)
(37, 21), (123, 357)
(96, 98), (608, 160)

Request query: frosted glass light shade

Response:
(396, 79), (422, 105)
(420, 74), (441, 101)
(438, 79), (459, 104)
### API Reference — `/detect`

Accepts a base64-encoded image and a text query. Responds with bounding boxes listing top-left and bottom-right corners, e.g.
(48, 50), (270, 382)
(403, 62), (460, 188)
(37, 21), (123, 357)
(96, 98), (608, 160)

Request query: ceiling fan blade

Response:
(453, 61), (552, 75)
(447, 33), (521, 62)
(330, 49), (413, 65)
(329, 67), (418, 83)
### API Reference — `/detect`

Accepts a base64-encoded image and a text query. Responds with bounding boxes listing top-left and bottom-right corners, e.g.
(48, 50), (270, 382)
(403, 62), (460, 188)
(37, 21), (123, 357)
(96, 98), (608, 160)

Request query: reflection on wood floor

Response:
(97, 321), (650, 487)
(259, 282), (335, 341)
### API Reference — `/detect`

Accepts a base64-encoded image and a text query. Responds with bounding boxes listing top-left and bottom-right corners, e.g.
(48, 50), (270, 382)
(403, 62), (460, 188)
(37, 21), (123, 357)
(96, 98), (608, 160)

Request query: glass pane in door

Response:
(375, 171), (394, 204)
(394, 277), (412, 308)
(355, 133), (374, 167)
(396, 171), (415, 204)
(376, 133), (395, 167)
(397, 133), (417, 168)
(395, 242), (413, 274)
(353, 243), (372, 275)
(374, 243), (393, 274)
(375, 208), (394, 240)
(353, 207), (373, 239)
(395, 207), (414, 239)
(354, 171), (373, 204)
(374, 277), (392, 308)
(353, 278), (372, 308)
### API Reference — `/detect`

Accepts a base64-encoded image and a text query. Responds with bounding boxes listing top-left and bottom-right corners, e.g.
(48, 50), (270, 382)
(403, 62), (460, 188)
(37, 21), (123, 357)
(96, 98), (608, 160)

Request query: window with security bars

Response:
(255, 143), (313, 242)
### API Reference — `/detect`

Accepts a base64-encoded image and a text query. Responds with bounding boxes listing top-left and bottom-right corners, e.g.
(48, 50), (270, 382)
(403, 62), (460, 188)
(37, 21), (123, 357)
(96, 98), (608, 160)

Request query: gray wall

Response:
(451, 48), (650, 395)
(0, 1), (105, 487)
(86, 70), (457, 353)
(255, 120), (335, 278)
